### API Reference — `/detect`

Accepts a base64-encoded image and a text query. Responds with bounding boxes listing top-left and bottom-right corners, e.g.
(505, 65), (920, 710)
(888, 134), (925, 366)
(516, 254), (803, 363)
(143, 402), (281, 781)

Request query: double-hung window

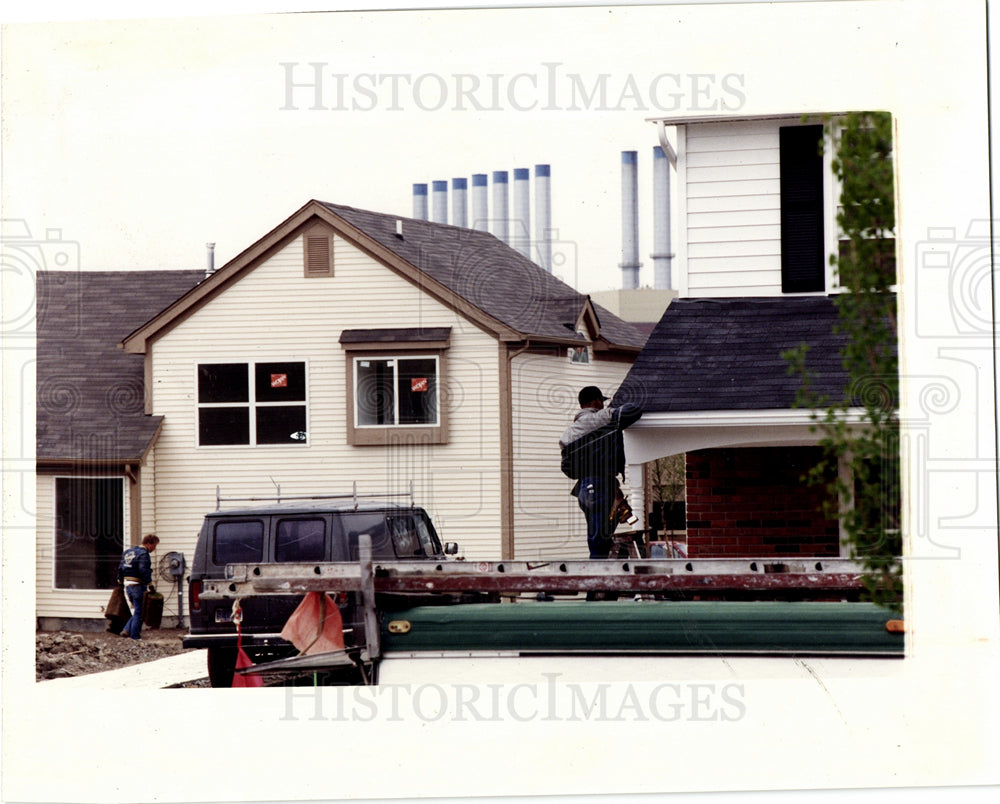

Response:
(197, 361), (307, 446)
(340, 328), (450, 445)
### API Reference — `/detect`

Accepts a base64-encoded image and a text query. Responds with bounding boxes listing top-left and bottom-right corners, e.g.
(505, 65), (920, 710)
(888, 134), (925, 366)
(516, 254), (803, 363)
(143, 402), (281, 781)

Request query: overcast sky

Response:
(4, 0), (973, 296)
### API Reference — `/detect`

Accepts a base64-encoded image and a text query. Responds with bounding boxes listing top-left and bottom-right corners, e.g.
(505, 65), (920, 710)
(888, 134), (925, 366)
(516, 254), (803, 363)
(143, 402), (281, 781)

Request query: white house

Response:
(36, 200), (645, 628)
(618, 113), (897, 557)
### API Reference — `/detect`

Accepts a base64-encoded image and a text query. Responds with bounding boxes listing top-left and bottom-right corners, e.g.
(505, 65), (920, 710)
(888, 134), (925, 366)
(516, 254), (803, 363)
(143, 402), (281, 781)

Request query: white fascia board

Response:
(623, 408), (868, 464)
(645, 111), (848, 126)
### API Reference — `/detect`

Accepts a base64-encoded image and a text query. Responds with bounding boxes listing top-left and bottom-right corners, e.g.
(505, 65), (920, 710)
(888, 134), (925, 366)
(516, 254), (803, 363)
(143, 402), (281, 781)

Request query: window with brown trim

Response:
(339, 328), (450, 446)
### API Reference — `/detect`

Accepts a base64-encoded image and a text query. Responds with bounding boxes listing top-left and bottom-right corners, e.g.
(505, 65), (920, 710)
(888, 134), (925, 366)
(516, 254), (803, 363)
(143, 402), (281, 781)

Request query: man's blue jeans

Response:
(123, 583), (146, 640)
(577, 476), (616, 559)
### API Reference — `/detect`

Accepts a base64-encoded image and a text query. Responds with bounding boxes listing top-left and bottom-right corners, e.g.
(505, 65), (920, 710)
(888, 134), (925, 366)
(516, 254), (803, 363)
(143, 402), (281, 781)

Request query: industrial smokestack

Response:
(205, 242), (216, 278)
(534, 164), (552, 271)
(413, 183), (428, 220)
(432, 180), (448, 224)
(471, 173), (489, 232)
(620, 151), (640, 290)
(492, 170), (509, 244)
(651, 146), (674, 289)
(512, 168), (531, 258)
(451, 178), (468, 228)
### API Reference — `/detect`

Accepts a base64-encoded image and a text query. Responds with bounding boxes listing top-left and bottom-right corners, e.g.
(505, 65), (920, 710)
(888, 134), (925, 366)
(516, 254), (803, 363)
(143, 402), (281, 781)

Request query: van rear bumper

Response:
(182, 631), (288, 650)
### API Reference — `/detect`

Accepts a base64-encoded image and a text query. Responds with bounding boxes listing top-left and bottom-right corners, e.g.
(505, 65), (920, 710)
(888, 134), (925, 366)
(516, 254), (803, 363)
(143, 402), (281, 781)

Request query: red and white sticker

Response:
(411, 377), (428, 393)
(271, 373), (288, 388)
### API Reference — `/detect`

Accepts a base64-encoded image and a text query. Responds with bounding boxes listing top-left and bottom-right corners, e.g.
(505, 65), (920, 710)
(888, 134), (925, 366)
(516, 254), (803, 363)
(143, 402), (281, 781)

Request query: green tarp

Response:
(382, 601), (904, 656)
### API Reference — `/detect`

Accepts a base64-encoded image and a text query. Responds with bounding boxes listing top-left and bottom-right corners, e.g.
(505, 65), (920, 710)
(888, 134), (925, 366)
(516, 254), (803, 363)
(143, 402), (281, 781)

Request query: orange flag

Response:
(280, 592), (346, 655)
(232, 642), (264, 688)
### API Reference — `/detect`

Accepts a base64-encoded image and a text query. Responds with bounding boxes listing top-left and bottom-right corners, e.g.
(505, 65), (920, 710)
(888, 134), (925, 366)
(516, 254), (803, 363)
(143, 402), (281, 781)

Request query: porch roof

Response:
(613, 296), (858, 413)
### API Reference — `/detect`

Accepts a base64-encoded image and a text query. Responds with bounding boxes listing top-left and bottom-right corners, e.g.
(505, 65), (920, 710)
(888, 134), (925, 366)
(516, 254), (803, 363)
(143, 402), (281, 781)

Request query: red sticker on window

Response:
(411, 377), (428, 393)
(271, 374), (288, 388)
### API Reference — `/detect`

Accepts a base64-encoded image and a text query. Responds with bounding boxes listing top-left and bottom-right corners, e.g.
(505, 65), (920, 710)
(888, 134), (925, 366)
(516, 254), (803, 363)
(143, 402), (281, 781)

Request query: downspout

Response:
(655, 120), (678, 167)
(125, 463), (141, 546)
(500, 340), (533, 560)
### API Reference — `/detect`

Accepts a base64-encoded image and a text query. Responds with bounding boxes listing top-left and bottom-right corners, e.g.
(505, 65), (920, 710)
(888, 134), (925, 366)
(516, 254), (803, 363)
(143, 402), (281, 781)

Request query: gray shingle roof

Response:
(37, 270), (204, 462)
(322, 202), (646, 349)
(613, 296), (872, 412)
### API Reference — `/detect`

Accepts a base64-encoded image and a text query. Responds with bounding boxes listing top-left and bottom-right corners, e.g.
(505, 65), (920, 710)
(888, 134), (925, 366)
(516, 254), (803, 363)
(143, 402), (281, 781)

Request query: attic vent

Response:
(303, 232), (334, 278)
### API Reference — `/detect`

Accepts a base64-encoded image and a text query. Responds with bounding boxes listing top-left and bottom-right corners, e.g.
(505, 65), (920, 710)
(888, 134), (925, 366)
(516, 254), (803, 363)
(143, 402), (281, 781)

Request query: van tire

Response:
(207, 646), (237, 688)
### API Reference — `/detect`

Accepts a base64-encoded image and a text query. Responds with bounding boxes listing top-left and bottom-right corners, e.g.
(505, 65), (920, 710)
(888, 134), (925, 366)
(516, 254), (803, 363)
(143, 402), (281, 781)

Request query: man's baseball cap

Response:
(578, 386), (609, 406)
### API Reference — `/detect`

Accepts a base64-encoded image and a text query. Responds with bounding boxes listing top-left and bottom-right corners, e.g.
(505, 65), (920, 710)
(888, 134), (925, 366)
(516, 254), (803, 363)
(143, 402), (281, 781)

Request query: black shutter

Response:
(780, 125), (825, 293)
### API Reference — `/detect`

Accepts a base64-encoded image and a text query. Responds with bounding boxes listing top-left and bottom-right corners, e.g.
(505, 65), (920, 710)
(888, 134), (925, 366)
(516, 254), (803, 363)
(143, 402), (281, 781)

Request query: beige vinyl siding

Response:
(509, 352), (633, 560)
(35, 472), (130, 620)
(148, 234), (503, 617)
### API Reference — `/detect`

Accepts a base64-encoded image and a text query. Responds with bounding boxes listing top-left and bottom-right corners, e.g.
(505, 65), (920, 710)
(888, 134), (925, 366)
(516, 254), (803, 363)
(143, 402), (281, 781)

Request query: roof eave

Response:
(645, 111), (852, 126)
(623, 408), (871, 464)
(121, 200), (327, 354)
(121, 200), (526, 353)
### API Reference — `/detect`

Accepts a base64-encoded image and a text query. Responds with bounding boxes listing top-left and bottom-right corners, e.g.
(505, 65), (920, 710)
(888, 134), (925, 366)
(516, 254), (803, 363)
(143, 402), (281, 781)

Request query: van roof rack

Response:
(215, 480), (415, 511)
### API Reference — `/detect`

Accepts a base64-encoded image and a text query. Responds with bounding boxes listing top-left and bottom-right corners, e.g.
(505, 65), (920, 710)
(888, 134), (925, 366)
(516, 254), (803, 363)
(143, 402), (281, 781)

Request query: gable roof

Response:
(37, 270), (205, 463)
(121, 200), (645, 354)
(614, 296), (868, 413)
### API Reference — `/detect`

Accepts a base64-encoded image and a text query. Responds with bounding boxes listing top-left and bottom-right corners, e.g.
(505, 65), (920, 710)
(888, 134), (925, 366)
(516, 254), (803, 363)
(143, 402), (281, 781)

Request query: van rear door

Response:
(267, 513), (340, 630)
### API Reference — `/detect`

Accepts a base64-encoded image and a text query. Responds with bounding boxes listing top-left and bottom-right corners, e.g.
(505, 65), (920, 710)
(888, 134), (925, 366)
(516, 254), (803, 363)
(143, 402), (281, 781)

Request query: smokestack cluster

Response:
(410, 165), (554, 272)
(619, 147), (674, 290)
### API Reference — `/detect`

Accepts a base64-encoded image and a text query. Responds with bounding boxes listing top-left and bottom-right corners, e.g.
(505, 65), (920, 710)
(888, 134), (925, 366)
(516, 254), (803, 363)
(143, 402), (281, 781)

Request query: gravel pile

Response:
(36, 628), (191, 681)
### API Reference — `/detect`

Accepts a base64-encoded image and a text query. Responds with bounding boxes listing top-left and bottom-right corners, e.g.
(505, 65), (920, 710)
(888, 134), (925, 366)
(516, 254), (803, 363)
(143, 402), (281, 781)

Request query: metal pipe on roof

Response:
(534, 164), (552, 271)
(512, 167), (531, 258)
(431, 180), (448, 224)
(205, 242), (216, 277)
(471, 173), (489, 232)
(451, 178), (468, 228)
(620, 151), (640, 290)
(492, 170), (509, 244)
(412, 183), (428, 220)
(651, 146), (674, 290)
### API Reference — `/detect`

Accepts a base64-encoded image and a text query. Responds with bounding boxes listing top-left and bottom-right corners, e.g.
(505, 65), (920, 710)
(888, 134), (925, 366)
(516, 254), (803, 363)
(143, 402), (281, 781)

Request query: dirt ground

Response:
(35, 627), (194, 681)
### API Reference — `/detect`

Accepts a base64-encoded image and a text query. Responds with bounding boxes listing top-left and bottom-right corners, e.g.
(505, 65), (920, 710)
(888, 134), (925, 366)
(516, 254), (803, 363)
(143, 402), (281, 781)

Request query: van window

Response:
(388, 515), (421, 556)
(213, 520), (264, 565)
(275, 518), (326, 562)
(342, 512), (394, 559)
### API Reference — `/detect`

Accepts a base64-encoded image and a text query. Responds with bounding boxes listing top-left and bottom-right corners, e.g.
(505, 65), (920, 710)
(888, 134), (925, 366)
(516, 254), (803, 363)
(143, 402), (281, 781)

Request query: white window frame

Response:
(51, 475), (128, 591)
(195, 360), (309, 448)
(352, 354), (440, 429)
